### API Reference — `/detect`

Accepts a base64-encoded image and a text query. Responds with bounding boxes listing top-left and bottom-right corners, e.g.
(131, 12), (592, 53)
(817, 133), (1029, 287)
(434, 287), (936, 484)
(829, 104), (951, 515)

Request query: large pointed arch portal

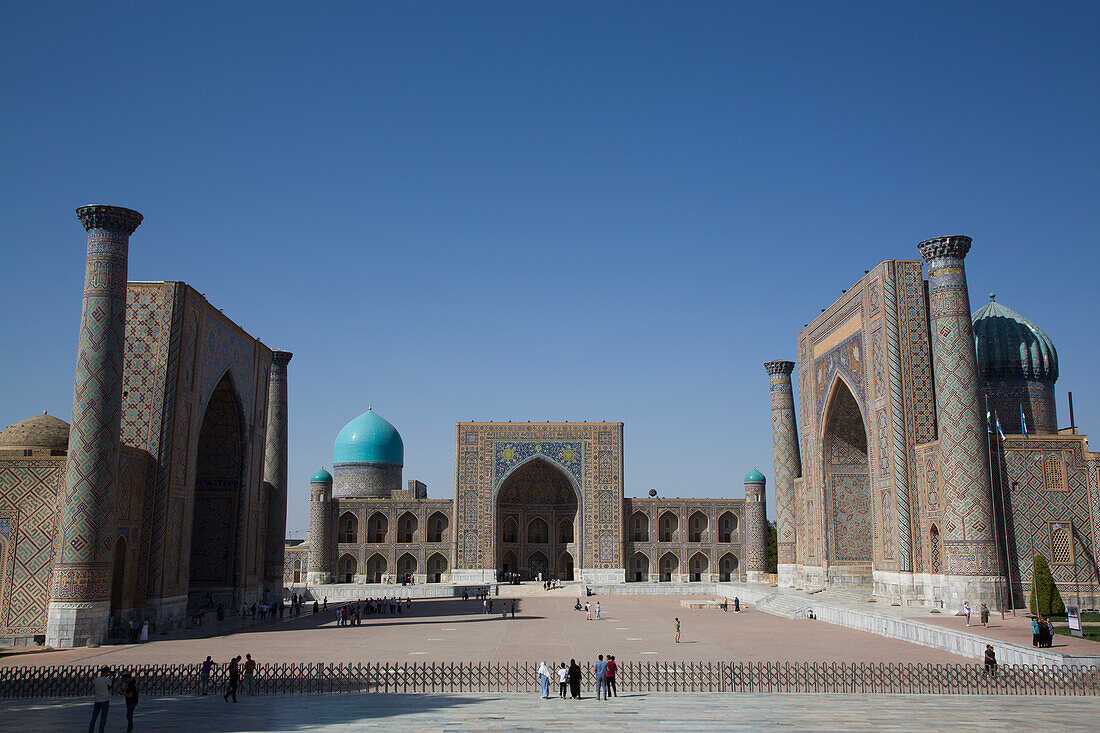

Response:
(821, 376), (873, 584)
(495, 457), (579, 580)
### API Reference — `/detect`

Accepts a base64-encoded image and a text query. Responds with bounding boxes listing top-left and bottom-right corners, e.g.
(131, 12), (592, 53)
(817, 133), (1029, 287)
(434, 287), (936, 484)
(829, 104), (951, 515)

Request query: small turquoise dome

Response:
(744, 467), (766, 483)
(310, 466), (333, 483)
(972, 294), (1058, 382)
(333, 408), (404, 466)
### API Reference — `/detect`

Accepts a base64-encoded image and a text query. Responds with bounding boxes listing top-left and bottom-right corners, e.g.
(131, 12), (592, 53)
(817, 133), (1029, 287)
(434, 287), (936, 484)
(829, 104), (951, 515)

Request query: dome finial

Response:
(989, 292), (996, 301)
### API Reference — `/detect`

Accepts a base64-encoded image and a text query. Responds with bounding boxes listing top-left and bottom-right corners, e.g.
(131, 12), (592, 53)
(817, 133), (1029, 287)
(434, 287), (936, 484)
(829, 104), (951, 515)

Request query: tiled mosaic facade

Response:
(766, 361), (801, 570)
(290, 421), (753, 587)
(774, 236), (1100, 608)
(262, 351), (292, 594)
(1, 216), (275, 644)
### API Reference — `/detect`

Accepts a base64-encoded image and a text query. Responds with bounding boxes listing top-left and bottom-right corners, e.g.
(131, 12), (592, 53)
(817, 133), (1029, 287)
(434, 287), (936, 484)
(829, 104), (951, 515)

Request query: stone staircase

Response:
(753, 593), (815, 619)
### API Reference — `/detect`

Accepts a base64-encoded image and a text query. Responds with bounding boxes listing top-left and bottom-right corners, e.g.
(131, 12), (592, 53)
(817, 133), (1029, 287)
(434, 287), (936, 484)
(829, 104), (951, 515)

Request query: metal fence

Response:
(1, 660), (1097, 698)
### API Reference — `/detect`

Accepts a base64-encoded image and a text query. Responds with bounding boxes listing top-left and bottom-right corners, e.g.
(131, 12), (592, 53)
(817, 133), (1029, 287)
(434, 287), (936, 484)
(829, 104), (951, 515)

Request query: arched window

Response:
(718, 511), (737, 543)
(1050, 523), (1074, 565)
(688, 511), (708, 542)
(659, 511), (678, 543)
(501, 516), (518, 544)
(718, 553), (739, 582)
(1044, 454), (1066, 491)
(367, 512), (387, 543)
(339, 512), (359, 543)
(559, 517), (574, 543)
(929, 524), (942, 574)
(528, 517), (548, 544)
(292, 559), (302, 584)
(659, 552), (679, 582)
(427, 553), (448, 583)
(397, 511), (418, 543)
(688, 552), (708, 581)
(397, 552), (417, 579)
(630, 511), (649, 542)
(427, 512), (448, 543)
(365, 553), (387, 583)
(338, 553), (357, 583)
(630, 552), (650, 582)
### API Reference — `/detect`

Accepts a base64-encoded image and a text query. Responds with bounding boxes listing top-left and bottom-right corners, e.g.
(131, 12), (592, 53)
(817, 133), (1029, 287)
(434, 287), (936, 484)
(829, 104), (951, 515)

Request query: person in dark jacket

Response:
(120, 671), (139, 731)
(567, 658), (582, 699)
(223, 656), (241, 703)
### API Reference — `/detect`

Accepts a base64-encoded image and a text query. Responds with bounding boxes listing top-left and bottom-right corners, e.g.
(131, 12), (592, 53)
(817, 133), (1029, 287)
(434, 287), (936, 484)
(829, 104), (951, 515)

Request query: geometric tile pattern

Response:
(262, 351), (292, 589)
(765, 361), (800, 565)
(0, 461), (64, 634)
(918, 237), (997, 575)
(52, 211), (139, 603)
(826, 473), (872, 565)
(453, 423), (622, 572)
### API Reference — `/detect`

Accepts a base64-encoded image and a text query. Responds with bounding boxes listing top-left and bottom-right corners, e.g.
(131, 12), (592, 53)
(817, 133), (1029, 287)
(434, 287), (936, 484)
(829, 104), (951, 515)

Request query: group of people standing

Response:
(1031, 616), (1057, 647)
(87, 667), (139, 733)
(335, 597), (411, 626)
(536, 655), (618, 700)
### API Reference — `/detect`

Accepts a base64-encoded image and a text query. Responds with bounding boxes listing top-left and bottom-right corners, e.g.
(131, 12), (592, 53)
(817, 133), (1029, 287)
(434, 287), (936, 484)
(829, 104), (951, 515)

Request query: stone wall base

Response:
(581, 568), (625, 584)
(450, 569), (497, 584)
(45, 601), (110, 648)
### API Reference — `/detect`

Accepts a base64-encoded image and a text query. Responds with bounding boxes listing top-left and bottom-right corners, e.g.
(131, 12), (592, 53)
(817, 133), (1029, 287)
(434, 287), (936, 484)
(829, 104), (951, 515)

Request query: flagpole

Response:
(985, 396), (1007, 619)
(995, 415), (1015, 617)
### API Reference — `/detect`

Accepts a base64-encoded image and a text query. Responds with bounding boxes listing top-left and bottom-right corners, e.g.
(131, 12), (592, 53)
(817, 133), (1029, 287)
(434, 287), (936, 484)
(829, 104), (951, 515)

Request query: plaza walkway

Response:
(0, 594), (970, 669)
(9, 691), (1100, 731)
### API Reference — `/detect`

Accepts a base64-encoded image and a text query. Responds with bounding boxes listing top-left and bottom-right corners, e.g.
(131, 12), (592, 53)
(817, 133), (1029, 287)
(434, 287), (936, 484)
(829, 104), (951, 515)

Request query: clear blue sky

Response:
(2, 3), (1097, 538)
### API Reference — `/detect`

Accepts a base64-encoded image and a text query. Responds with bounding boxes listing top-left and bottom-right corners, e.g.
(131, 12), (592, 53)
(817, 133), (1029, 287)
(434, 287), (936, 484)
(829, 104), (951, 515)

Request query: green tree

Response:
(766, 520), (778, 574)
(1029, 554), (1066, 616)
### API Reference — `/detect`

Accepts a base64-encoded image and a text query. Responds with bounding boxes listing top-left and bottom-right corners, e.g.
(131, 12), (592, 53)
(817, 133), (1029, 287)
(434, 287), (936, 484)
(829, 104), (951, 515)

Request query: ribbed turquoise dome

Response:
(972, 294), (1058, 382)
(310, 466), (333, 483)
(333, 408), (404, 466)
(744, 467), (766, 483)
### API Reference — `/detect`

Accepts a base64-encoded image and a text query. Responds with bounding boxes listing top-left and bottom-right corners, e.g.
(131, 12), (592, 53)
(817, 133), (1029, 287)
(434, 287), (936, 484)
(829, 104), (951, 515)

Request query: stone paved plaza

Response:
(1, 594), (971, 669)
(9, 692), (1100, 732)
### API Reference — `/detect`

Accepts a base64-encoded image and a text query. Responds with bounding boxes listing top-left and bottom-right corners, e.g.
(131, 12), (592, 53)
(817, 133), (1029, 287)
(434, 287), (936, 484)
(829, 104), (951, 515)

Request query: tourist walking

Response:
(567, 658), (582, 699)
(980, 603), (989, 627)
(606, 655), (617, 697)
(139, 621), (149, 642)
(585, 601), (591, 621)
(511, 601), (516, 618)
(537, 661), (552, 698)
(120, 671), (139, 732)
(502, 603), (508, 620)
(963, 601), (971, 627)
(595, 601), (601, 620)
(675, 617), (680, 643)
(1031, 616), (1040, 647)
(223, 656), (241, 702)
(984, 645), (997, 676)
(87, 666), (115, 733)
(483, 598), (488, 614)
(733, 597), (740, 612)
(557, 662), (568, 698)
(200, 656), (214, 695)
(593, 654), (608, 700)
(243, 653), (257, 695)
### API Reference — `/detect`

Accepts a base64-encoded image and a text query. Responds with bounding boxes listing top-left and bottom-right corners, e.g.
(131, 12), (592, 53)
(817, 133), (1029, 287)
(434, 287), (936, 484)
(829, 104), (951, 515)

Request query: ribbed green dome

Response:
(333, 408), (404, 466)
(744, 467), (766, 483)
(972, 294), (1058, 382)
(310, 466), (333, 483)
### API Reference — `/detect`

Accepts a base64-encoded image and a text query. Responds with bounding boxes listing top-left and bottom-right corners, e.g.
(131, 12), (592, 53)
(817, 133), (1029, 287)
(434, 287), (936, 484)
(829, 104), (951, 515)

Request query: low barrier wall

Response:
(1, 660), (1096, 698)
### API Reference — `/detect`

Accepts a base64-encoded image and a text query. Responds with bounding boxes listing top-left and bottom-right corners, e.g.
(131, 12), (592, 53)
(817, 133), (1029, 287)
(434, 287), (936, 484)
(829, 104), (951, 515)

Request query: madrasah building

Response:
(1, 208), (1097, 648)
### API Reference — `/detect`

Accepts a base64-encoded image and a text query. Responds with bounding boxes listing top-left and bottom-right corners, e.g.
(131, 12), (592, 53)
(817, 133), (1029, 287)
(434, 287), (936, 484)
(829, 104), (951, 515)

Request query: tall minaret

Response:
(918, 235), (998, 604)
(306, 467), (334, 585)
(765, 360), (801, 586)
(263, 350), (293, 597)
(743, 468), (768, 582)
(46, 205), (142, 647)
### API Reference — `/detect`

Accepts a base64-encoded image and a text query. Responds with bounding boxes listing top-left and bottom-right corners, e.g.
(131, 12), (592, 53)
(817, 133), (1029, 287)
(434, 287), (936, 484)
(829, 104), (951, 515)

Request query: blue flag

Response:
(995, 412), (1005, 440)
(1021, 409), (1028, 438)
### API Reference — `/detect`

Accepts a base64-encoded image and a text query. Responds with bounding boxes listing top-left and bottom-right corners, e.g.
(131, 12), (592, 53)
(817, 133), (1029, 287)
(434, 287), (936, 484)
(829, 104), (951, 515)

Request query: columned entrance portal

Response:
(822, 378), (873, 585)
(496, 458), (578, 580)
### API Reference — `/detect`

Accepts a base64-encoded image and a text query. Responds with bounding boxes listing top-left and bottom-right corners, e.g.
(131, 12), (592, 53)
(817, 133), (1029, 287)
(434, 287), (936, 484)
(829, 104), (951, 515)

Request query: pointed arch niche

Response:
(821, 375), (873, 581)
